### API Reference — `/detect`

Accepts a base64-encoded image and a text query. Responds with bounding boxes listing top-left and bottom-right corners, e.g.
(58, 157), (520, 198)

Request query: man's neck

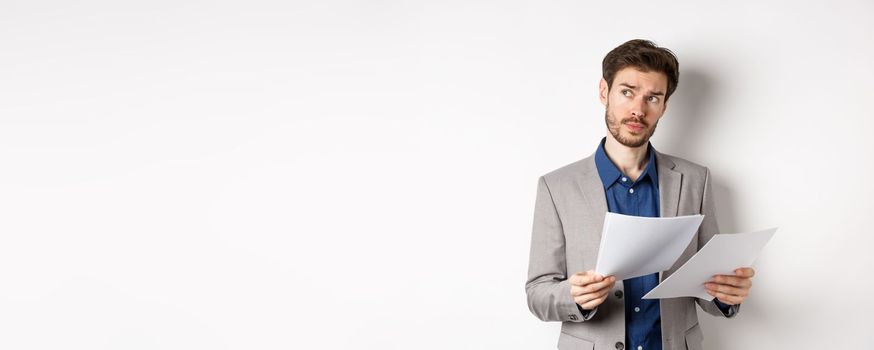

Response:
(603, 135), (650, 181)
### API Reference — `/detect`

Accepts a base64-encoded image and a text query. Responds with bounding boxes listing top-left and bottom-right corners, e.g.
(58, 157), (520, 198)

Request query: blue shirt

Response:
(594, 138), (663, 350)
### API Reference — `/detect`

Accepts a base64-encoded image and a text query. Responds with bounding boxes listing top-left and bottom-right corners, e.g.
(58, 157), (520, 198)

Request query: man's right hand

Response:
(570, 270), (616, 310)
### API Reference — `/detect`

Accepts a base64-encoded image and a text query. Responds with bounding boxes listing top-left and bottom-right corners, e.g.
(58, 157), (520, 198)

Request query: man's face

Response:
(599, 67), (669, 148)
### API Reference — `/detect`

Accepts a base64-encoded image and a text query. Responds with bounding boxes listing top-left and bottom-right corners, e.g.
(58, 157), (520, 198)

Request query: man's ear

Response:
(599, 78), (609, 106)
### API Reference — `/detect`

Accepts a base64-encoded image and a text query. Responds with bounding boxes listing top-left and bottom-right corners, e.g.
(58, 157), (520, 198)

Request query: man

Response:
(525, 39), (755, 350)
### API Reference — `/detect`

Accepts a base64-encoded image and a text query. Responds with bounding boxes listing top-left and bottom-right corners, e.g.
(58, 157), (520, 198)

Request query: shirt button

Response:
(629, 188), (634, 194)
(621, 177), (627, 182)
(638, 346), (643, 350)
(634, 306), (640, 312)
(615, 342), (624, 350)
(614, 290), (623, 299)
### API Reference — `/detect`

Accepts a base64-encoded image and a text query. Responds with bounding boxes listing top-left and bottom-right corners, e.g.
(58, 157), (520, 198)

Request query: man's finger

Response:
(705, 282), (749, 298)
(707, 289), (743, 305)
(575, 276), (615, 295)
(709, 275), (752, 288)
(575, 287), (610, 308)
(734, 267), (755, 278)
(574, 288), (606, 305)
(587, 289), (611, 308)
(571, 277), (616, 296)
(570, 270), (604, 286)
(580, 292), (610, 309)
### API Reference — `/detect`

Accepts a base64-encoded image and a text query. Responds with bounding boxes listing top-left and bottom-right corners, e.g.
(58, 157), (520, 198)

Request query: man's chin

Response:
(617, 134), (649, 148)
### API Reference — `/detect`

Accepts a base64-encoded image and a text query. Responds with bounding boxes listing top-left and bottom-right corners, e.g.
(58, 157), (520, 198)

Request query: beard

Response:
(604, 103), (658, 148)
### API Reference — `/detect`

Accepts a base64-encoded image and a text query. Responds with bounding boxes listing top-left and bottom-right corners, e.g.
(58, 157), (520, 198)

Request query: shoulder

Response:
(539, 153), (596, 184)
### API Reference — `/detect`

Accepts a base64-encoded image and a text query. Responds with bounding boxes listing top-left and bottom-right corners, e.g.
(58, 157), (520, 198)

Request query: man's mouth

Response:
(624, 122), (645, 132)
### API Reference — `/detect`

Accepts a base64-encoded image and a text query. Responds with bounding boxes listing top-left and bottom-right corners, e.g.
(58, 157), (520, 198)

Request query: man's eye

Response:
(648, 96), (660, 103)
(622, 90), (632, 97)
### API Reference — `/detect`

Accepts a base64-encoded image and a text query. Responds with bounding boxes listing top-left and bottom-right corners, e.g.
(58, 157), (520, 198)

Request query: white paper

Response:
(642, 227), (777, 300)
(594, 213), (704, 281)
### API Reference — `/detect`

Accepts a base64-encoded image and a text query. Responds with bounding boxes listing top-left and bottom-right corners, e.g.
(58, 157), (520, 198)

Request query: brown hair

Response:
(602, 39), (679, 102)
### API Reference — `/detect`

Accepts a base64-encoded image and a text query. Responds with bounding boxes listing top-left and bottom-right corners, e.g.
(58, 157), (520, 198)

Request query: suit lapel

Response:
(575, 156), (608, 227)
(655, 150), (682, 283)
(656, 151), (681, 219)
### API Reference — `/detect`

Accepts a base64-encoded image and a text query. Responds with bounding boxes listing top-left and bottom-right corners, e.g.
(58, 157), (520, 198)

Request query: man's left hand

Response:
(704, 267), (755, 305)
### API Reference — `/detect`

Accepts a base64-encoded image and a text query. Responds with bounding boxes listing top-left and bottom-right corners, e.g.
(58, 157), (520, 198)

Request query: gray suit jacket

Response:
(525, 149), (739, 350)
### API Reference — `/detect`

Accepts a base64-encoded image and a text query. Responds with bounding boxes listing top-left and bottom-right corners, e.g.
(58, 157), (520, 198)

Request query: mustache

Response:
(622, 117), (648, 127)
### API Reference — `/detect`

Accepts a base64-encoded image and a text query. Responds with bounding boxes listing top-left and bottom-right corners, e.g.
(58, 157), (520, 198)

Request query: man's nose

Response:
(630, 96), (646, 118)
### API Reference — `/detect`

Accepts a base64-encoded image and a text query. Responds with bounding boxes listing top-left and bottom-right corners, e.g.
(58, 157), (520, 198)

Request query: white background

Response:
(2, 1), (872, 349)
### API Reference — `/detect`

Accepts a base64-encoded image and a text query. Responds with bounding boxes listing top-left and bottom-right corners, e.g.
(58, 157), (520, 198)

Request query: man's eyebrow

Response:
(618, 83), (665, 95)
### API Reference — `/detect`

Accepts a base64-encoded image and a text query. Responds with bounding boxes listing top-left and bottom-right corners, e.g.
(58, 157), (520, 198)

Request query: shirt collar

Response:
(594, 137), (659, 188)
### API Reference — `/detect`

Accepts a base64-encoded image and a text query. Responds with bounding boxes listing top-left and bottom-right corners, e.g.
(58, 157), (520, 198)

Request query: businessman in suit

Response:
(525, 39), (755, 350)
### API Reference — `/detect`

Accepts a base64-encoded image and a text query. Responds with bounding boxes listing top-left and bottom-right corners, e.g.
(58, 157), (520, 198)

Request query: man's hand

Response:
(705, 267), (755, 305)
(570, 270), (616, 310)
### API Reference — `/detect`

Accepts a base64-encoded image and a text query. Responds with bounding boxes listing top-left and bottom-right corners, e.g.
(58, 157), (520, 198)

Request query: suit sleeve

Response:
(525, 176), (591, 322)
(695, 167), (741, 318)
